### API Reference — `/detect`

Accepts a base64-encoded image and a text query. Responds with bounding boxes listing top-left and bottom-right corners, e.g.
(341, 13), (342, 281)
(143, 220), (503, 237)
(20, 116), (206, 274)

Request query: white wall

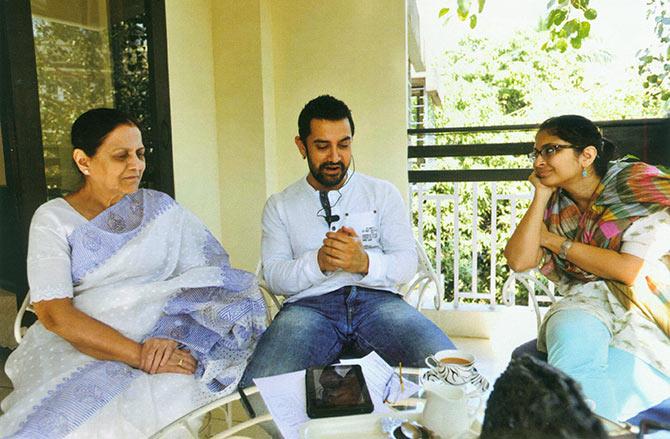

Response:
(269, 0), (409, 195)
(210, 0), (270, 270)
(165, 0), (223, 238)
(165, 0), (409, 270)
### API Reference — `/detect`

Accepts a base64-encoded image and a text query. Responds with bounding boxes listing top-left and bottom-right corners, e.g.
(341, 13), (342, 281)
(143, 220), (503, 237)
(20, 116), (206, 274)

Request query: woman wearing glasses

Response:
(505, 115), (670, 422)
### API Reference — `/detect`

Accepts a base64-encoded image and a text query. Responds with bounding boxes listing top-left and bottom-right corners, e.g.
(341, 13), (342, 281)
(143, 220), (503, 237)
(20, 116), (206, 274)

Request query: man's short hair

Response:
(298, 95), (355, 143)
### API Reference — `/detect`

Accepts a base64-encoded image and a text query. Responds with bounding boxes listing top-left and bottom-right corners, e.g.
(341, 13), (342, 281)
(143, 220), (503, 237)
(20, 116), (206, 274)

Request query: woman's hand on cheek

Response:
(529, 171), (556, 199)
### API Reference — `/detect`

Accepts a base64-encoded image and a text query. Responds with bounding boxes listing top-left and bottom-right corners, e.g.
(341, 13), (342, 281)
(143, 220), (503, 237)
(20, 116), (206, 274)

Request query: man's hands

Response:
(140, 338), (197, 375)
(318, 226), (369, 274)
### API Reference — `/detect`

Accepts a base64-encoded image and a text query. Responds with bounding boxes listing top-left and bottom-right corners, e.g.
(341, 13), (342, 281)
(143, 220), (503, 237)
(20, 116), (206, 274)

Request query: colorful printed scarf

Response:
(540, 160), (670, 338)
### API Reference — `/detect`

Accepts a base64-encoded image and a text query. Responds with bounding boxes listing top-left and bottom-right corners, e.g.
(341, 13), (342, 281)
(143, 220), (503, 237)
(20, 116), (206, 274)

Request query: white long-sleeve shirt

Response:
(261, 171), (417, 303)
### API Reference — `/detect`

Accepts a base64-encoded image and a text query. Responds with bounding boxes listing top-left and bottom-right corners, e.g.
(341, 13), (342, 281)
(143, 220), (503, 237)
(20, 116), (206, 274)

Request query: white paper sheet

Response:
(254, 370), (309, 439)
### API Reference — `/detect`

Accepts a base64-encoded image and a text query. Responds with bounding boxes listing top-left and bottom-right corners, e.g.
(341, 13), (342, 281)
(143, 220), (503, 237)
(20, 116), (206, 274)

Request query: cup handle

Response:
(425, 355), (440, 369)
(469, 369), (490, 393)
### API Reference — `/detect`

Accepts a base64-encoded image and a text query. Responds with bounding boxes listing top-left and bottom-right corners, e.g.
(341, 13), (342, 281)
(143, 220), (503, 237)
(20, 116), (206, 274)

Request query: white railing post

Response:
(471, 182), (478, 301)
(489, 182), (498, 308)
(453, 183), (460, 307)
(417, 184), (424, 242)
(411, 178), (554, 310)
(435, 196), (443, 283)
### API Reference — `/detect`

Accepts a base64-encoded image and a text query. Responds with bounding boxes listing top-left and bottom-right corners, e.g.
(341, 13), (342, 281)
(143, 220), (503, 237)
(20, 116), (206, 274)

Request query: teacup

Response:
(422, 349), (490, 393)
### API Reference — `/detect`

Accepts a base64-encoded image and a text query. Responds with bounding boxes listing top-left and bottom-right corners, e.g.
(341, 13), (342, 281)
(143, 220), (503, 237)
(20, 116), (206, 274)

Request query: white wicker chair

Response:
(255, 261), (284, 323)
(401, 238), (445, 310)
(149, 386), (272, 439)
(501, 269), (557, 330)
(13, 292), (34, 344)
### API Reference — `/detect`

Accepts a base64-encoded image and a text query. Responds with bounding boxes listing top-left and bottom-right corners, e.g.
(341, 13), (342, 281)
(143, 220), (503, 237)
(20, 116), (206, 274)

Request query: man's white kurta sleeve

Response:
(261, 196), (327, 296)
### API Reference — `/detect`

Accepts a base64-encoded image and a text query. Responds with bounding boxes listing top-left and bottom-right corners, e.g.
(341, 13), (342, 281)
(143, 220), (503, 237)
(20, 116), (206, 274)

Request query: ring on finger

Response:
(178, 359), (184, 367)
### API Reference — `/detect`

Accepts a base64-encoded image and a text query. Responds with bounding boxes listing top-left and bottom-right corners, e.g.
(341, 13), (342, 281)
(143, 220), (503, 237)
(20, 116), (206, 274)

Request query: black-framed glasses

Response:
(528, 143), (577, 161)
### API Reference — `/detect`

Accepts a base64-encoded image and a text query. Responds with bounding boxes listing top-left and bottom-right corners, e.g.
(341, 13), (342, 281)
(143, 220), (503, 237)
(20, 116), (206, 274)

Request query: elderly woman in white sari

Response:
(0, 108), (267, 438)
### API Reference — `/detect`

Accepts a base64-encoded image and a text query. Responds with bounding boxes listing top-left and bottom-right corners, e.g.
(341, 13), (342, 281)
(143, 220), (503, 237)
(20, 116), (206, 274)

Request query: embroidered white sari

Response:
(0, 190), (266, 438)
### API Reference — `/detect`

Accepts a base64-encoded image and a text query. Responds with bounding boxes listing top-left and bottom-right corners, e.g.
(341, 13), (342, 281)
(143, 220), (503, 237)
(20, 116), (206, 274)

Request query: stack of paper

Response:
(253, 352), (420, 439)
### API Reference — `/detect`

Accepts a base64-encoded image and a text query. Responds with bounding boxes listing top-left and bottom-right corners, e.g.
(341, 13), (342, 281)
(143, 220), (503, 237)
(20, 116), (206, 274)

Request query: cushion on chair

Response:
(510, 339), (670, 426)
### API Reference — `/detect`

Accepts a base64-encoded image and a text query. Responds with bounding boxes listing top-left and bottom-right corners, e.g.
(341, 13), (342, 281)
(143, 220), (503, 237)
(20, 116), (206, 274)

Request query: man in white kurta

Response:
(240, 95), (454, 386)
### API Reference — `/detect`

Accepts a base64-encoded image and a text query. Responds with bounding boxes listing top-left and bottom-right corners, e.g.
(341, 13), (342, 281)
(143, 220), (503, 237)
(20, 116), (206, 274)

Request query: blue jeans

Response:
(239, 286), (455, 388)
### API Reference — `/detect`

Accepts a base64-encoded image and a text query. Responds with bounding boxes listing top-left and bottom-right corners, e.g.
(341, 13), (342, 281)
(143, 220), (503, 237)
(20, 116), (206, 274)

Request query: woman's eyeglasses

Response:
(528, 143), (576, 161)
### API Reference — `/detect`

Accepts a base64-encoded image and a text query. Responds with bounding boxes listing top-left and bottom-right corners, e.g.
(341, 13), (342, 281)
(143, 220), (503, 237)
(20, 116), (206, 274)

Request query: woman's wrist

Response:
(558, 239), (574, 259)
(541, 231), (563, 252)
(533, 189), (554, 205)
(129, 341), (143, 369)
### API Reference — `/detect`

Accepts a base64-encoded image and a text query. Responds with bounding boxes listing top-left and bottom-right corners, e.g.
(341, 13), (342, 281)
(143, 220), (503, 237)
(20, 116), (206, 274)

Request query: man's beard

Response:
(308, 158), (348, 188)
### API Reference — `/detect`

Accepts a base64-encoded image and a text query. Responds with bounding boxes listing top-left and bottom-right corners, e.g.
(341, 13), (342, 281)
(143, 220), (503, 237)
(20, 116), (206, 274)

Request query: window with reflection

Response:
(31, 0), (156, 198)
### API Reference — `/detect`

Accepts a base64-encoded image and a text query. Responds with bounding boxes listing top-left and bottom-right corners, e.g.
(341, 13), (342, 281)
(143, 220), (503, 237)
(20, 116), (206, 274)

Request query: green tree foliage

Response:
(440, 0), (669, 107)
(542, 0), (669, 106)
(542, 0), (597, 52)
(439, 0), (486, 29)
(434, 32), (661, 125)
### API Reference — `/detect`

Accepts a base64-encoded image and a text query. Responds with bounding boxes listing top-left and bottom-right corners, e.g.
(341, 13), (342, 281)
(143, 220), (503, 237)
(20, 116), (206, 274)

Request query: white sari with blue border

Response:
(0, 189), (266, 438)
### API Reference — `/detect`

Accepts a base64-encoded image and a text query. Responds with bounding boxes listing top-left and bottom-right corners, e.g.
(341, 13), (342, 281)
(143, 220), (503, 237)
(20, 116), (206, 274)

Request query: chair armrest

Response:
(150, 387), (261, 439)
(14, 292), (34, 345)
(502, 270), (557, 331)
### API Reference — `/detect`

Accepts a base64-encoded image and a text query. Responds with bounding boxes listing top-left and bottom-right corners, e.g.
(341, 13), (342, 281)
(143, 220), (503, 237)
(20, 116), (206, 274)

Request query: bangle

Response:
(559, 239), (573, 259)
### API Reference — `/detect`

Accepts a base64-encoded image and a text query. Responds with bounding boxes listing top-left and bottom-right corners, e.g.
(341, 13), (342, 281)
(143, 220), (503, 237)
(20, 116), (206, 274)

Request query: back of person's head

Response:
(71, 108), (139, 157)
(298, 95), (355, 144)
(538, 115), (617, 178)
(481, 355), (608, 439)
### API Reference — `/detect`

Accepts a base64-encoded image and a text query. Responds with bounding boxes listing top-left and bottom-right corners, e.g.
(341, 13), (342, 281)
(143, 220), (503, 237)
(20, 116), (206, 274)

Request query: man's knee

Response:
(241, 306), (342, 386)
(358, 306), (455, 367)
